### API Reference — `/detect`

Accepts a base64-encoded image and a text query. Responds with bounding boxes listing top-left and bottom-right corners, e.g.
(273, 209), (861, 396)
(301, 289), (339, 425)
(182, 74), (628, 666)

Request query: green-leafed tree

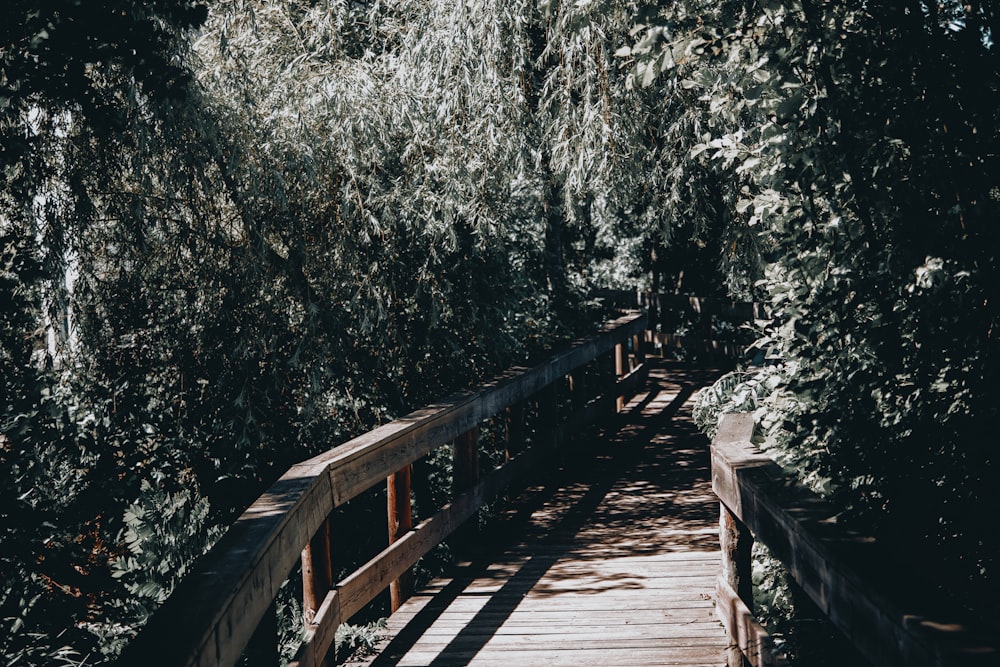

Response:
(3, 0), (654, 660)
(632, 0), (1000, 613)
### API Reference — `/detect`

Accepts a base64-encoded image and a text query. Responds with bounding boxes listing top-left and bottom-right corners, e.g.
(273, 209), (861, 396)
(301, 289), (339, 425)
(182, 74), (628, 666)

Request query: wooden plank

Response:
(347, 366), (730, 667)
(308, 313), (646, 507)
(452, 428), (480, 494)
(388, 465), (414, 612)
(117, 466), (334, 667)
(373, 646), (727, 667)
(121, 314), (646, 667)
(388, 634), (730, 649)
(295, 445), (548, 666)
(615, 342), (625, 412)
(386, 615), (723, 632)
(327, 393), (481, 506)
(715, 577), (786, 667)
(720, 502), (753, 609)
(302, 518), (333, 625)
(712, 413), (1000, 667)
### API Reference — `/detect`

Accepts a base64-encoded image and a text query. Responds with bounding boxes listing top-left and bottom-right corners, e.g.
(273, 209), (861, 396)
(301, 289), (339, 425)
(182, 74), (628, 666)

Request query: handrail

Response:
(593, 289), (763, 360)
(592, 288), (766, 320)
(117, 312), (648, 667)
(710, 413), (999, 667)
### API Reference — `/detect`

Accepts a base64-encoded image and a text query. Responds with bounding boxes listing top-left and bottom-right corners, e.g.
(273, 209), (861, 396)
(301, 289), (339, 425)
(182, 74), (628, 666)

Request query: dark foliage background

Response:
(3, 0), (999, 663)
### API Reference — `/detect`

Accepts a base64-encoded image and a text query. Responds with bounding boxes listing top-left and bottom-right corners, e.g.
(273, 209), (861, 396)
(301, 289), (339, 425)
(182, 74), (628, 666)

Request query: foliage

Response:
(692, 366), (775, 438)
(334, 619), (387, 663)
(2, 0), (647, 661)
(6, 0), (999, 662)
(641, 0), (1000, 622)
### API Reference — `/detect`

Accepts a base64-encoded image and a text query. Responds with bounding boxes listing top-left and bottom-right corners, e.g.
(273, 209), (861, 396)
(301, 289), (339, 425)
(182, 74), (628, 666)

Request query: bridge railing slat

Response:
(711, 413), (999, 667)
(118, 312), (647, 667)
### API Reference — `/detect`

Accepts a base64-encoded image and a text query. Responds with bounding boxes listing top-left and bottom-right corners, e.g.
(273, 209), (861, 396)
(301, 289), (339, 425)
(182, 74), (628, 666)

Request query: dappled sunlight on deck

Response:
(346, 363), (731, 667)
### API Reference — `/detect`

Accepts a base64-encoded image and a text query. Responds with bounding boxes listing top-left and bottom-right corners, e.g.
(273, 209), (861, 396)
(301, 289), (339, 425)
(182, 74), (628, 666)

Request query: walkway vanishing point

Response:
(119, 297), (996, 667)
(346, 363), (732, 667)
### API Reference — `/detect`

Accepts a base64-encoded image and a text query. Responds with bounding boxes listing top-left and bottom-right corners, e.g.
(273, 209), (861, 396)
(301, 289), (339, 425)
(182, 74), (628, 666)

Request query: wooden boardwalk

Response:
(347, 363), (732, 667)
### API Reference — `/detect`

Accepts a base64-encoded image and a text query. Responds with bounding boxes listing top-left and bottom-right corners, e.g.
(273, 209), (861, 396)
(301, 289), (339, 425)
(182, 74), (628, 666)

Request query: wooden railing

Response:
(593, 289), (764, 360)
(117, 312), (649, 667)
(711, 413), (999, 667)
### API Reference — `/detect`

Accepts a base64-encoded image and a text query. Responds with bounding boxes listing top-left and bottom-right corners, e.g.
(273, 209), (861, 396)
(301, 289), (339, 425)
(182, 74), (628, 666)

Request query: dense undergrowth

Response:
(4, 0), (999, 664)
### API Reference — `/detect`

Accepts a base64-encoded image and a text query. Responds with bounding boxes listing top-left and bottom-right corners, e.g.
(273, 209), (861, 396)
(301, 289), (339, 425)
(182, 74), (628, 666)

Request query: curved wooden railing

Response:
(711, 413), (1000, 667)
(118, 312), (649, 667)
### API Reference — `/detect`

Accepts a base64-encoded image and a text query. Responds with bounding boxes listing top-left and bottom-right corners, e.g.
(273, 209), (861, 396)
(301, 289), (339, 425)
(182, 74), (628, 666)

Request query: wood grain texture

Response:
(712, 413), (1000, 667)
(715, 577), (785, 667)
(116, 464), (334, 667)
(388, 465), (414, 612)
(118, 314), (646, 667)
(344, 364), (732, 667)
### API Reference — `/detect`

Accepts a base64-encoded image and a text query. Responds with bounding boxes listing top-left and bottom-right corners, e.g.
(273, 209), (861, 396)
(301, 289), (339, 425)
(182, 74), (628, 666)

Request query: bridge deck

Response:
(347, 363), (731, 667)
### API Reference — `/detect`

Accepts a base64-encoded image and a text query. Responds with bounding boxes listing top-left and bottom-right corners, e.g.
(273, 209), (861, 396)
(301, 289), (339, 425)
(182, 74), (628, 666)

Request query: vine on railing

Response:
(117, 312), (648, 667)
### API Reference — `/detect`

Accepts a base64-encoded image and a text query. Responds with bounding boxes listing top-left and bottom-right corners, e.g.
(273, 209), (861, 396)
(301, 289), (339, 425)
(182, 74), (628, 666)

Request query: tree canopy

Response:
(2, 0), (998, 662)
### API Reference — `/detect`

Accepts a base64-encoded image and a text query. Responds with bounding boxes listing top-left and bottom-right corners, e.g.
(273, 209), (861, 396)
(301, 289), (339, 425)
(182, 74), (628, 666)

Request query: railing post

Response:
(720, 502), (754, 610)
(388, 464), (414, 612)
(505, 402), (525, 460)
(614, 342), (626, 413)
(453, 427), (480, 493)
(302, 518), (333, 624)
(451, 427), (481, 552)
(632, 333), (644, 370)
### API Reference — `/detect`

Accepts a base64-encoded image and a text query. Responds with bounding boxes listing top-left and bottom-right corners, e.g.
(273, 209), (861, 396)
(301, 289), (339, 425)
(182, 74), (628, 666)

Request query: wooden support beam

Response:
(117, 313), (647, 667)
(451, 427), (481, 552)
(388, 465), (414, 612)
(302, 518), (333, 626)
(716, 577), (786, 667)
(720, 502), (753, 611)
(712, 413), (1000, 667)
(505, 402), (525, 460)
(632, 333), (644, 371)
(452, 428), (480, 494)
(613, 343), (625, 413)
(292, 445), (544, 667)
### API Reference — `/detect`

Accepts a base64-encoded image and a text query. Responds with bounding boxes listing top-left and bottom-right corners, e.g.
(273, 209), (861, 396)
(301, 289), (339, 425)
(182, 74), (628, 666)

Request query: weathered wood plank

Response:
(387, 465), (414, 612)
(388, 634), (730, 649)
(712, 413), (1000, 667)
(117, 466), (334, 667)
(120, 313), (646, 667)
(720, 501), (753, 612)
(715, 577), (786, 667)
(294, 443), (550, 666)
(376, 646), (728, 667)
(302, 517), (333, 628)
(346, 365), (730, 667)
(311, 313), (647, 508)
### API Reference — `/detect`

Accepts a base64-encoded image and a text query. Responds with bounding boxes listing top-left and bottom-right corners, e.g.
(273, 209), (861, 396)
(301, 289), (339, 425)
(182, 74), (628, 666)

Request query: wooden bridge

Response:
(118, 295), (998, 667)
(344, 363), (729, 667)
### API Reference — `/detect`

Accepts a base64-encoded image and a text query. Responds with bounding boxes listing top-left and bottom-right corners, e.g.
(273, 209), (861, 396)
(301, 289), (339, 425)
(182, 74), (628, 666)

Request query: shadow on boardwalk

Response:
(347, 362), (730, 667)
